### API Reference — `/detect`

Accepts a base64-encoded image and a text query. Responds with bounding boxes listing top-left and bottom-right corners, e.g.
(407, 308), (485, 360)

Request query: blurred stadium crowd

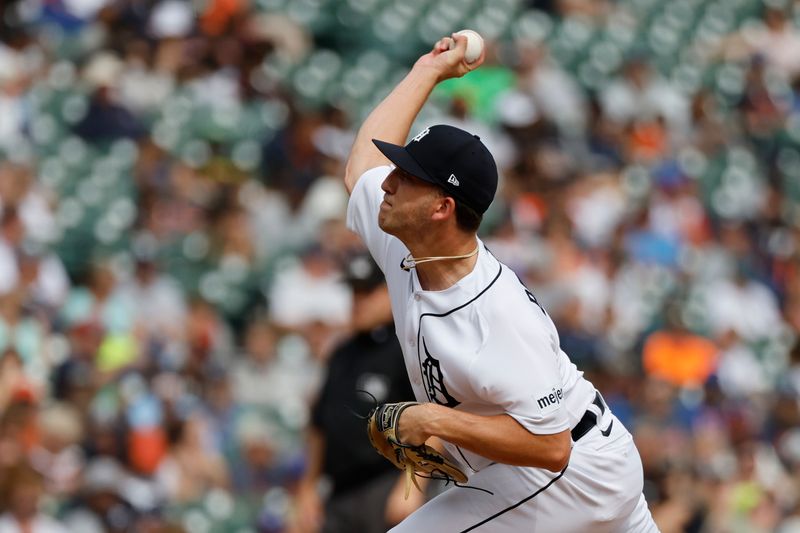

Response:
(1, 0), (800, 531)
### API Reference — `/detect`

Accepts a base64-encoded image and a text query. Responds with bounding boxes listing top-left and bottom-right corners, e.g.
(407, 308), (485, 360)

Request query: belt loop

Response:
(594, 391), (605, 414)
(572, 391), (609, 442)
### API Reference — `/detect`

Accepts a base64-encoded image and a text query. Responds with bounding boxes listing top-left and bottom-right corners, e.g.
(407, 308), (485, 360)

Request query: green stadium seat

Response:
(511, 9), (553, 43)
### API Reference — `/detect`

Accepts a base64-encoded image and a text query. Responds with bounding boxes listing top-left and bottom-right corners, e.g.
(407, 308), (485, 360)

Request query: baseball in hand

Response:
(449, 29), (484, 64)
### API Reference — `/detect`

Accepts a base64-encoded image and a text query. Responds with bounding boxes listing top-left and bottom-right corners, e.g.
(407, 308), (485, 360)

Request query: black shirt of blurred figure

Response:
(74, 87), (146, 143)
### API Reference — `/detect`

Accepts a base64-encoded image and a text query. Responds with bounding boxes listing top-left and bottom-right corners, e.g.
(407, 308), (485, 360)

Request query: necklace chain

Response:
(400, 245), (479, 271)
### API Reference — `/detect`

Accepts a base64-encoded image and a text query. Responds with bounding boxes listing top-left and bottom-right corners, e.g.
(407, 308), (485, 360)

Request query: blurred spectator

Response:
(61, 457), (139, 533)
(16, 246), (71, 314)
(626, 116), (670, 164)
(28, 402), (85, 498)
(0, 462), (68, 533)
(0, 291), (49, 388)
(117, 40), (175, 116)
(51, 323), (101, 411)
(232, 320), (288, 408)
(735, 6), (800, 78)
(228, 413), (304, 496)
(738, 53), (791, 164)
(268, 245), (351, 331)
(705, 262), (784, 342)
(74, 53), (146, 143)
(155, 412), (229, 503)
(183, 297), (234, 370)
(443, 96), (517, 172)
(647, 165), (711, 246)
(212, 204), (258, 266)
(0, 208), (26, 295)
(60, 260), (133, 334)
(0, 349), (36, 412)
(642, 304), (718, 388)
(565, 171), (626, 250)
(230, 318), (323, 456)
(516, 43), (587, 134)
(688, 89), (731, 157)
(0, 163), (58, 245)
(763, 6), (800, 71)
(113, 236), (187, 346)
(716, 331), (771, 400)
(600, 55), (690, 139)
(583, 96), (625, 170)
(261, 108), (326, 206)
(552, 296), (606, 370)
(0, 400), (37, 475)
(0, 46), (30, 155)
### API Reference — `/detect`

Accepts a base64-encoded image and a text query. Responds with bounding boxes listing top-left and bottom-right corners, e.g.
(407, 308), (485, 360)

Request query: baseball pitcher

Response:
(343, 33), (660, 532)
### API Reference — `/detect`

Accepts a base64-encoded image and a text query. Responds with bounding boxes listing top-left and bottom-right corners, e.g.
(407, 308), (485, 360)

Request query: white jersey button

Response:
(414, 293), (421, 301)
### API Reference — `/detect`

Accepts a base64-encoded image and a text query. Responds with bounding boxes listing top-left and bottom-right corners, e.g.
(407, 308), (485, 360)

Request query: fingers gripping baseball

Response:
(416, 32), (484, 82)
(434, 37), (454, 54)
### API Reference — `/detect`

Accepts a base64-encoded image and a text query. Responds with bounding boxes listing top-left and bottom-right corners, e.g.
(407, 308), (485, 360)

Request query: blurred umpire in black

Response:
(292, 252), (423, 533)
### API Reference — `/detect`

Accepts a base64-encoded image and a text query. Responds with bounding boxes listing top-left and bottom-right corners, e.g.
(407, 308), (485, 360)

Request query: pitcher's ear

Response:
(431, 195), (456, 222)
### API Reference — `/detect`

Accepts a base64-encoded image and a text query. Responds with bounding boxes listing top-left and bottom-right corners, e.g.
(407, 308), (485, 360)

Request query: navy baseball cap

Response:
(372, 125), (498, 214)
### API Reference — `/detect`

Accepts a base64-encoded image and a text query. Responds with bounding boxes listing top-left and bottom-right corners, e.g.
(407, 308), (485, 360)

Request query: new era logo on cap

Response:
(372, 125), (498, 214)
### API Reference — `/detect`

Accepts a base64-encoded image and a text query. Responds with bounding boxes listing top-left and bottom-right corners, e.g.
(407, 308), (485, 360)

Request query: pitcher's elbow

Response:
(546, 445), (571, 472)
(343, 160), (356, 194)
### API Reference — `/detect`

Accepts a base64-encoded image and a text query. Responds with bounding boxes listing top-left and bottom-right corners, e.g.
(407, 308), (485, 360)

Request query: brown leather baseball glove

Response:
(367, 401), (468, 499)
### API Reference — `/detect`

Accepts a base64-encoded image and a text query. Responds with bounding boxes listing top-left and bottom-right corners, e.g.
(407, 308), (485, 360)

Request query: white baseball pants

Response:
(390, 414), (659, 532)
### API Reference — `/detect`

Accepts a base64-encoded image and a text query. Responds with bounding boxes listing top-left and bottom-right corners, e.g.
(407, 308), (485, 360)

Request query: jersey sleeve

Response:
(469, 311), (569, 435)
(346, 166), (394, 272)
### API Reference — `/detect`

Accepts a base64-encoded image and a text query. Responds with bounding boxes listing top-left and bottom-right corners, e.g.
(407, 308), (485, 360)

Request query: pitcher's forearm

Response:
(406, 403), (571, 472)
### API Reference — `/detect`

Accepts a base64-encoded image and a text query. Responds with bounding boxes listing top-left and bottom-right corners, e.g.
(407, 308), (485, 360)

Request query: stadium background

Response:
(1, 0), (800, 531)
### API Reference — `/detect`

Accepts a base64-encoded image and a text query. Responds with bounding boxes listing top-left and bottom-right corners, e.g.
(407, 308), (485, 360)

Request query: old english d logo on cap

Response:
(412, 128), (431, 142)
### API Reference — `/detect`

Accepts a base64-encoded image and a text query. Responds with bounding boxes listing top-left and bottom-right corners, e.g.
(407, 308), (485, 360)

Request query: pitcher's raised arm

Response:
(343, 33), (485, 194)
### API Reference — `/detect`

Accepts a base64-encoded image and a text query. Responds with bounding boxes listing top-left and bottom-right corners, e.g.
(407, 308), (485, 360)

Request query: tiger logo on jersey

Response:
(421, 337), (460, 408)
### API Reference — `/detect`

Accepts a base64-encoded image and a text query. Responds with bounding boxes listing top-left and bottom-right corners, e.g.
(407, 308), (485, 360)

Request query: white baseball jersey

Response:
(347, 166), (659, 532)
